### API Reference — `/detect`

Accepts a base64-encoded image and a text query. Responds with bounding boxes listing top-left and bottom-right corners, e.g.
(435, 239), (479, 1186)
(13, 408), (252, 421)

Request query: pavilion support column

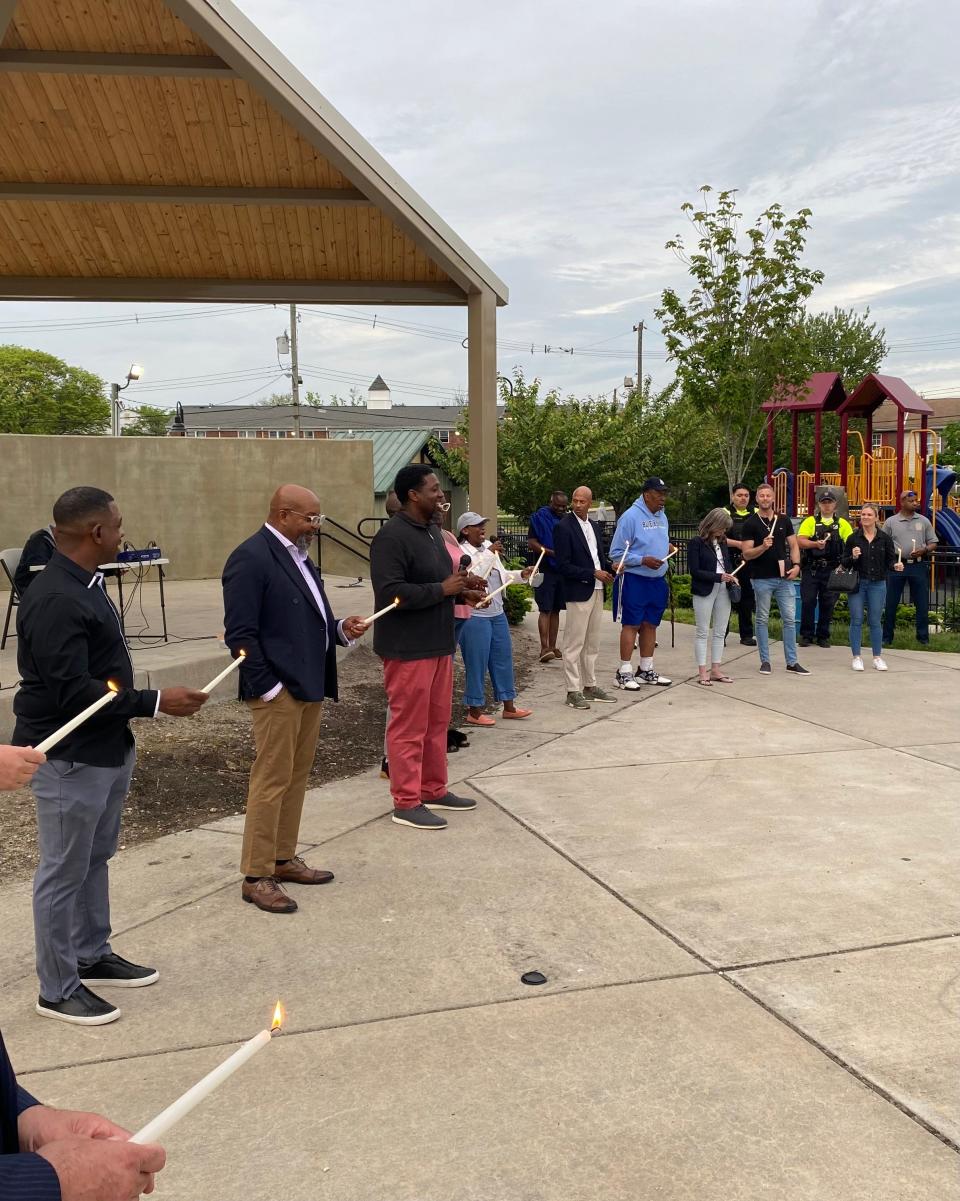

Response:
(467, 289), (498, 518)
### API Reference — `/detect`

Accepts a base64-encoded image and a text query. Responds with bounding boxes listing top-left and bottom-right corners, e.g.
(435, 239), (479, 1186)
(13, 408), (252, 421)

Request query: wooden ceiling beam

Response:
(0, 2), (19, 43)
(0, 277), (469, 305)
(0, 183), (372, 206)
(0, 50), (236, 77)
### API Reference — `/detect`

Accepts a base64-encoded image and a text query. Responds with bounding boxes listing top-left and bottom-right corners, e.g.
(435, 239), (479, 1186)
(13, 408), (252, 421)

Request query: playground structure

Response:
(761, 372), (960, 548)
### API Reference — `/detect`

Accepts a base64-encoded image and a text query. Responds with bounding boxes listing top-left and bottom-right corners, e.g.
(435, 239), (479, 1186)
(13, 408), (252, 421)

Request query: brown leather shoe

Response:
(273, 856), (335, 885)
(242, 877), (298, 914)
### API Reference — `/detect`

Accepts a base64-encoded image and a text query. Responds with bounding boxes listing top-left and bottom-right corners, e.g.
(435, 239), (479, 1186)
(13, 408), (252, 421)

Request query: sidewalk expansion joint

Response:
(722, 973), (960, 1155)
(470, 777), (960, 1157)
(18, 969), (712, 1079)
(720, 929), (960, 973)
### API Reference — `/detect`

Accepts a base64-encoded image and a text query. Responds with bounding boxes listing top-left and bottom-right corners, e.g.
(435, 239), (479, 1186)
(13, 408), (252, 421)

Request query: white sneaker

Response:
(614, 668), (641, 692)
(873, 657), (888, 671)
(851, 657), (864, 671)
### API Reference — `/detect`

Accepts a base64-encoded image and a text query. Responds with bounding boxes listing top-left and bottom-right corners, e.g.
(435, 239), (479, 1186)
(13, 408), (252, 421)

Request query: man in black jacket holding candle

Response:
(13, 487), (208, 1027)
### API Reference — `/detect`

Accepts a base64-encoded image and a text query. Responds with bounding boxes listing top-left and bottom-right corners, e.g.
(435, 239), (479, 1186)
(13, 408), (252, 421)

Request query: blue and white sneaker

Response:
(637, 668), (672, 686)
(615, 668), (641, 691)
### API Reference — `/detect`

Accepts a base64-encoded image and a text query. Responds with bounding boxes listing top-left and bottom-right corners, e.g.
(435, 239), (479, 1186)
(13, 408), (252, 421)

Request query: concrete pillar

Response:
(467, 289), (498, 518)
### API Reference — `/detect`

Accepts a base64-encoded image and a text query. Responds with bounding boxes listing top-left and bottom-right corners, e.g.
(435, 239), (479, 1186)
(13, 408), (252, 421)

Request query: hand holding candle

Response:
(34, 682), (120, 755)
(201, 650), (246, 695)
(130, 1002), (283, 1145)
(362, 596), (401, 627)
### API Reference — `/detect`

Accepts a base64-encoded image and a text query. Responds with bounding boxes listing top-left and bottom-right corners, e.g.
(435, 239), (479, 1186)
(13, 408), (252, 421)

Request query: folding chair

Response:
(1, 547), (23, 649)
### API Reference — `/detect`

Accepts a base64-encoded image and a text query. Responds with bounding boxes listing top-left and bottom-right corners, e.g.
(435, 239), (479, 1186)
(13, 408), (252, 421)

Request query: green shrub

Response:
(500, 554), (533, 625)
(894, 603), (916, 628)
(669, 573), (693, 610)
(941, 598), (960, 631)
(503, 583), (532, 626)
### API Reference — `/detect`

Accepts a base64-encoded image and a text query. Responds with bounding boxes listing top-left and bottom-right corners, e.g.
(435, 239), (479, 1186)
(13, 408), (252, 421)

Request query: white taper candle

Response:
(200, 651), (246, 695)
(34, 685), (119, 755)
(129, 1029), (273, 1145)
(362, 597), (400, 626)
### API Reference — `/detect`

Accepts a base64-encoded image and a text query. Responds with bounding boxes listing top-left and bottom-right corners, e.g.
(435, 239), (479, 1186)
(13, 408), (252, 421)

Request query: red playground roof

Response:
(761, 372), (846, 413)
(839, 374), (934, 417)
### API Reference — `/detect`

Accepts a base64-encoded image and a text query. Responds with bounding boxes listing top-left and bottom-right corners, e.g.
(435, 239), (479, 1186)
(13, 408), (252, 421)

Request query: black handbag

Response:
(826, 564), (859, 594)
(727, 582), (742, 605)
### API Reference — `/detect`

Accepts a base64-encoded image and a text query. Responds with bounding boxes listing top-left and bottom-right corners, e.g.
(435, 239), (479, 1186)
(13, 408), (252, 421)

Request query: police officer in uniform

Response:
(796, 490), (853, 647)
(724, 483), (757, 646)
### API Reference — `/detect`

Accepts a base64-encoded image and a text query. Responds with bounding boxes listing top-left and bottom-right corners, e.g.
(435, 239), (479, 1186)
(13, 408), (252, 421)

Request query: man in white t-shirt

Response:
(552, 487), (616, 710)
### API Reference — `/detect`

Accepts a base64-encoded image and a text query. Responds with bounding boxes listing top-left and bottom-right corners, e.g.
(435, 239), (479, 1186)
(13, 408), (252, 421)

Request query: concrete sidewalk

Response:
(2, 614), (958, 1199)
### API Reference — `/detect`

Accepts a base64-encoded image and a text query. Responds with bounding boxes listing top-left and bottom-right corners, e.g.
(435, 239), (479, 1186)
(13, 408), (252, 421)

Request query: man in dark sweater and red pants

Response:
(370, 465), (483, 830)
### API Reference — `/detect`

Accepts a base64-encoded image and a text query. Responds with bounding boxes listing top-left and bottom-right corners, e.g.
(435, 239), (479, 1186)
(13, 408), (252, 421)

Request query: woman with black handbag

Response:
(688, 508), (739, 686)
(840, 503), (903, 672)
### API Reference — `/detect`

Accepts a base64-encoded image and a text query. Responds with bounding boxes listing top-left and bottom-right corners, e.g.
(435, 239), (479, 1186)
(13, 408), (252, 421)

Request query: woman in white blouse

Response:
(457, 512), (535, 726)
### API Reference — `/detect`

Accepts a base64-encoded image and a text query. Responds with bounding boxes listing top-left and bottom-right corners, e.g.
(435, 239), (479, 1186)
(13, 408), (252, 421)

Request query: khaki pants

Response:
(561, 590), (605, 692)
(241, 689), (323, 877)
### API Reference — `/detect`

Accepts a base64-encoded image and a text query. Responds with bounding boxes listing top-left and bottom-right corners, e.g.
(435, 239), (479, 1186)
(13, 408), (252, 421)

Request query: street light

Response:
(110, 363), (144, 436)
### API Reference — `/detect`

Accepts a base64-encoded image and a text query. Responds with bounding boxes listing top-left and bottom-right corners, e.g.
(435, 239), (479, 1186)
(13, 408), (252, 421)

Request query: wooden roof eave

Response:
(163, 0), (508, 306)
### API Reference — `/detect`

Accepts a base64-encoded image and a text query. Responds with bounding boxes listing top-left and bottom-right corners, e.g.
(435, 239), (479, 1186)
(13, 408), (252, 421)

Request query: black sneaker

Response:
(446, 728), (470, 751)
(36, 984), (120, 1025)
(817, 638), (831, 648)
(392, 804), (448, 829)
(423, 792), (477, 812)
(759, 661), (772, 675)
(79, 952), (158, 988)
(380, 757), (389, 780)
(798, 636), (813, 647)
(786, 662), (811, 675)
(740, 637), (757, 646)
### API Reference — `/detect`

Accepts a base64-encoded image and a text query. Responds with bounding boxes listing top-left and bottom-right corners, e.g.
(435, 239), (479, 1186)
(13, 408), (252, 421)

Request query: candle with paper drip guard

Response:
(130, 1002), (284, 1145)
(34, 681), (120, 755)
(200, 650), (246, 695)
(362, 596), (401, 627)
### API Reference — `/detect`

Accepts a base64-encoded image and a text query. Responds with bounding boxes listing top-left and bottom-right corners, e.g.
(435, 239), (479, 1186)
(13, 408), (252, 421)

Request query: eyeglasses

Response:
(285, 510), (325, 527)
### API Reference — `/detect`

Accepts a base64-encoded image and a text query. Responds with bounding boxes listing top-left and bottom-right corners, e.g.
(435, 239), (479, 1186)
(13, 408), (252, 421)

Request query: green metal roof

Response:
(330, 427), (433, 494)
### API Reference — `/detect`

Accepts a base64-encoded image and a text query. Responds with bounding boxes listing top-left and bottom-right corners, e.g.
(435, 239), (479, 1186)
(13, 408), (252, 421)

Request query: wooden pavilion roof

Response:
(0, 0), (508, 306)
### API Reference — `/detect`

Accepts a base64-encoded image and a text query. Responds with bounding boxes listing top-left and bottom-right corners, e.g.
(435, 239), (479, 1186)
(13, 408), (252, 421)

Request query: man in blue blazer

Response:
(223, 485), (368, 914)
(552, 486), (616, 710)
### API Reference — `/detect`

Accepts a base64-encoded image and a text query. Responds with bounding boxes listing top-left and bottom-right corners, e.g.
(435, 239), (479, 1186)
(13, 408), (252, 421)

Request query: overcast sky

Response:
(3, 0), (959, 411)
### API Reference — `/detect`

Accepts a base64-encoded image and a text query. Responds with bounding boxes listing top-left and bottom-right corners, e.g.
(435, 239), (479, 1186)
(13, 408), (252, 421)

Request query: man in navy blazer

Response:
(552, 486), (616, 710)
(223, 484), (367, 914)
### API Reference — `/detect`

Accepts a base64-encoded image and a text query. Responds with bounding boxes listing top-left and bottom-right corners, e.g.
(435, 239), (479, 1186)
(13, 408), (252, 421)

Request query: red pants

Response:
(383, 655), (452, 809)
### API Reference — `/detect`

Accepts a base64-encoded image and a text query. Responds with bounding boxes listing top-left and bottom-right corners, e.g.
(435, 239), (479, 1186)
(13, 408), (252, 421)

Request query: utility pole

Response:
(632, 321), (644, 391)
(289, 302), (301, 438)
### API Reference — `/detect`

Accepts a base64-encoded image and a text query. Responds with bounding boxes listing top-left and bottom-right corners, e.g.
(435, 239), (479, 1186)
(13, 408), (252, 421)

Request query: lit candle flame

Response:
(271, 1000), (283, 1032)
(394, 597), (401, 605)
(107, 680), (120, 693)
(238, 650), (247, 659)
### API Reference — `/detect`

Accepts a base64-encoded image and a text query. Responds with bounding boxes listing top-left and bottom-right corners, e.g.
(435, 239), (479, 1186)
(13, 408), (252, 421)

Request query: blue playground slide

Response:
(926, 466), (960, 547)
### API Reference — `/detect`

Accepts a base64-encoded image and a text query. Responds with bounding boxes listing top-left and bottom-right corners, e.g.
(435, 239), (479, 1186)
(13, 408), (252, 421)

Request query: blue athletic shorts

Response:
(613, 573), (668, 627)
(533, 571), (565, 613)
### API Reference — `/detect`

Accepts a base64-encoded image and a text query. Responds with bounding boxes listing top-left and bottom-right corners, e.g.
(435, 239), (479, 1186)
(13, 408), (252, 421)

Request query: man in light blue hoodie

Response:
(609, 477), (675, 689)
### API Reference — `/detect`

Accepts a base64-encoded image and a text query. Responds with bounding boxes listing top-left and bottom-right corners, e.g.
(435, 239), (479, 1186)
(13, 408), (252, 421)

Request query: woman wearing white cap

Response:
(457, 513), (534, 726)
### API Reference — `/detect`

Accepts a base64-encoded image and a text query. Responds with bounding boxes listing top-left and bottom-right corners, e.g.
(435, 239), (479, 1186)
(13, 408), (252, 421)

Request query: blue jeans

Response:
(882, 563), (929, 643)
(848, 578), (887, 657)
(751, 577), (798, 665)
(459, 612), (517, 706)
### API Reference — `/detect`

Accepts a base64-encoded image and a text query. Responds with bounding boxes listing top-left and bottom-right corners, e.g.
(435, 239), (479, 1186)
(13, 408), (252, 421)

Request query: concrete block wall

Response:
(0, 435), (374, 581)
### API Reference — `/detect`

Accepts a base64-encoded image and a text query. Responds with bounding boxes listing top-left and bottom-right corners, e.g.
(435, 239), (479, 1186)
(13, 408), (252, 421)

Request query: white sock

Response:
(620, 661), (633, 675)
(639, 656), (653, 671)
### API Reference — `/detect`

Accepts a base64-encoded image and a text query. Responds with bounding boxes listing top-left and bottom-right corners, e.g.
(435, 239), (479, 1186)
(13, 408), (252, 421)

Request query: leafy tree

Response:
(940, 422), (960, 470)
(121, 404), (172, 436)
(766, 307), (887, 477)
(655, 187), (824, 491)
(430, 368), (725, 520)
(796, 306), (887, 391)
(0, 345), (110, 434)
